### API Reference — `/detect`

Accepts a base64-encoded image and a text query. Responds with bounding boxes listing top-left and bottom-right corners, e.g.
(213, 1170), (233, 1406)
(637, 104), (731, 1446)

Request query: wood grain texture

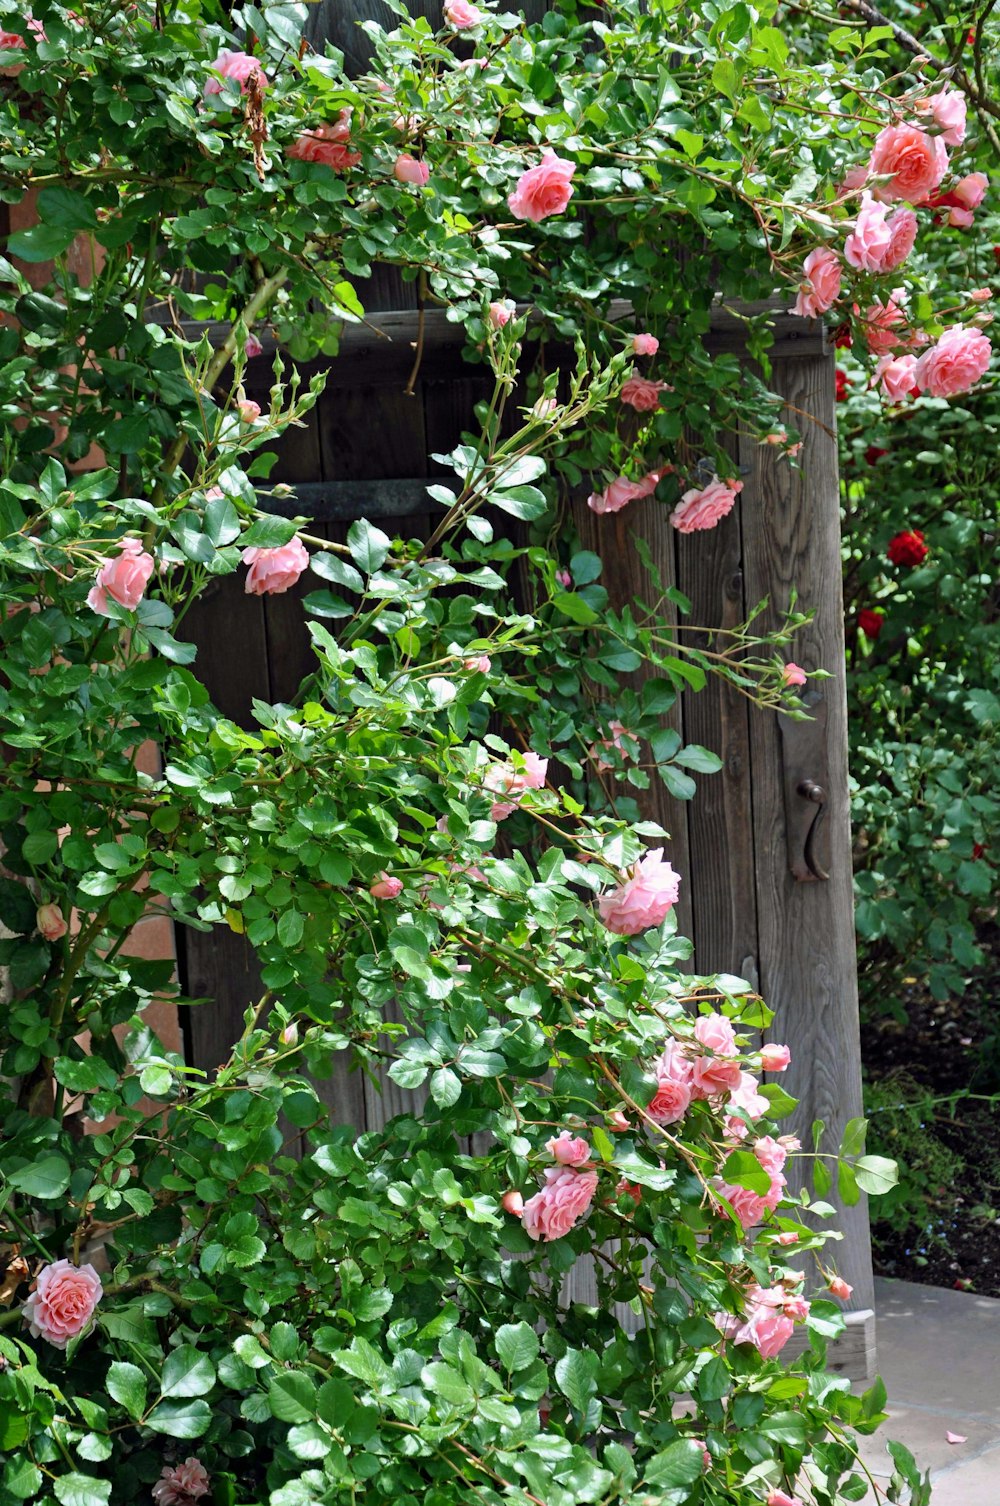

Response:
(739, 351), (874, 1313)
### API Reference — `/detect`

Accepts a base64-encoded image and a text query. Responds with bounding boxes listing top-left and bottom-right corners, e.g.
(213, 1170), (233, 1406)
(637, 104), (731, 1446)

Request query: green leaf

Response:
(553, 591), (599, 626)
(240, 514), (301, 549)
(554, 1348), (599, 1412)
(421, 1361), (474, 1409)
(269, 1371), (318, 1424)
(495, 1322), (540, 1372)
(7, 223), (76, 262)
(854, 1155), (898, 1196)
(37, 186), (99, 232)
(161, 1346), (216, 1399)
(8, 1154), (71, 1200)
(760, 1410), (808, 1445)
(840, 1116), (868, 1157)
(347, 518), (390, 574)
(316, 1378), (356, 1428)
(145, 1398), (212, 1438)
(4, 1457), (42, 1500)
(53, 1474), (111, 1506)
(719, 1149), (771, 1195)
(106, 1360), (147, 1420)
(644, 1439), (706, 1488)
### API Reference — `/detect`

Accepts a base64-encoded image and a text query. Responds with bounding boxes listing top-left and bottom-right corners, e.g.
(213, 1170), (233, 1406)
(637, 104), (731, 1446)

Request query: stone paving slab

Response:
(852, 1278), (1000, 1503)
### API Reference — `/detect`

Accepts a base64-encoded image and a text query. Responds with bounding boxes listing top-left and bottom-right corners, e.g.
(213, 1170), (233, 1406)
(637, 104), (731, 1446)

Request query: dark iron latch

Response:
(778, 689), (830, 883)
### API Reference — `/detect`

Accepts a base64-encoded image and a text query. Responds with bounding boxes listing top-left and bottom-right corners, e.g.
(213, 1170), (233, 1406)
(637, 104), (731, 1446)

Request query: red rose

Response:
(993, 246), (1000, 266)
(865, 445), (889, 466)
(832, 323), (853, 349)
(835, 367), (849, 401)
(858, 609), (884, 638)
(887, 529), (929, 567)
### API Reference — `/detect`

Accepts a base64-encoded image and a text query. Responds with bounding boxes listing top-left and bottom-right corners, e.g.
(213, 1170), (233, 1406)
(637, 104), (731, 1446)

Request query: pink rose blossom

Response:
(828, 1275), (853, 1301)
(759, 1042), (791, 1072)
(152, 1458), (210, 1506)
(508, 150), (576, 224)
(23, 1260), (102, 1348)
(616, 1178), (642, 1205)
(484, 751), (547, 820)
(838, 162), (870, 195)
(728, 1071), (769, 1121)
(914, 325), (992, 396)
(632, 332), (659, 356)
(782, 663), (807, 688)
(693, 1012), (738, 1057)
(587, 470), (663, 515)
(36, 903), (68, 942)
(521, 1165), (598, 1241)
(776, 1231), (800, 1245)
(876, 352), (919, 401)
(869, 122), (948, 203)
(598, 848), (681, 935)
(861, 293), (911, 355)
(730, 1283), (802, 1357)
(715, 1171), (785, 1229)
(370, 872), (403, 899)
(767, 1492), (804, 1506)
(237, 398), (261, 424)
(205, 49), (267, 98)
(242, 537), (310, 596)
(883, 207), (918, 270)
(844, 192), (892, 272)
(443, 0), (482, 26)
(463, 654), (491, 673)
(916, 85), (967, 147)
(620, 374), (667, 412)
(547, 1131), (591, 1166)
(87, 537), (155, 616)
(953, 171), (988, 209)
(792, 246), (842, 318)
(647, 1043), (695, 1125)
(288, 115), (361, 173)
(280, 1022), (299, 1046)
(488, 300), (515, 328)
(591, 719), (631, 772)
(670, 477), (742, 534)
(531, 396), (558, 420)
(501, 1190), (524, 1216)
(691, 1055), (743, 1098)
(555, 567), (572, 588)
(971, 288), (993, 303)
(244, 334), (263, 359)
(753, 1136), (788, 1177)
(393, 153), (430, 186)
(607, 1109), (630, 1132)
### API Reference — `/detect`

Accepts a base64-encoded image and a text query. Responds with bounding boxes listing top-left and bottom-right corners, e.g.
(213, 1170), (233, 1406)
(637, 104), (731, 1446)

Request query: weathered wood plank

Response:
(738, 350), (875, 1314)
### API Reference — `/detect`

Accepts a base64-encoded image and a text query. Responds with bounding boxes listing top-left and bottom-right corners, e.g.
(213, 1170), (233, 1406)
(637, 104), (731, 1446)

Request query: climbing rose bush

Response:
(0, 0), (972, 1502)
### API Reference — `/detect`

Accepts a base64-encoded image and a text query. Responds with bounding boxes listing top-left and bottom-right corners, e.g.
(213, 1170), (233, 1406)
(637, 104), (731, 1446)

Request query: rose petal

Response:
(945, 1431), (968, 1444)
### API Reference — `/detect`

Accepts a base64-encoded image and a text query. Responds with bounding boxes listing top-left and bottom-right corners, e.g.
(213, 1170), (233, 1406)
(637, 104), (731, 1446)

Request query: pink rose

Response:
(792, 246), (841, 318)
(731, 1283), (799, 1357)
(715, 1171), (785, 1228)
(443, 0), (482, 26)
(86, 537), (155, 616)
(546, 1131), (591, 1166)
(861, 293), (910, 355)
(953, 171), (988, 209)
(288, 114), (361, 172)
(370, 872), (403, 899)
(844, 192), (892, 272)
(971, 288), (993, 303)
(691, 1055), (743, 1098)
(591, 719), (631, 772)
(759, 1042), (791, 1072)
(753, 1136), (788, 1177)
(914, 325), (992, 397)
(205, 49), (267, 97)
(620, 374), (666, 412)
(36, 903), (68, 942)
(280, 1022), (299, 1046)
(876, 352), (919, 401)
(776, 1231), (800, 1246)
(484, 751), (547, 820)
(869, 122), (948, 203)
(521, 1165), (598, 1241)
(244, 333), (263, 359)
(782, 663), (807, 688)
(587, 470), (663, 515)
(598, 848), (681, 935)
(616, 1178), (642, 1206)
(728, 1071), (769, 1121)
(916, 85), (967, 147)
(508, 150), (576, 224)
(838, 162), (870, 195)
(647, 1045), (694, 1124)
(501, 1190), (524, 1216)
(555, 567), (573, 588)
(488, 300), (515, 329)
(531, 396), (558, 420)
(882, 207), (918, 270)
(152, 1458), (211, 1506)
(238, 398), (261, 424)
(632, 332), (659, 356)
(828, 1275), (853, 1301)
(23, 1260), (102, 1348)
(393, 153), (430, 186)
(242, 537), (310, 596)
(693, 1012), (738, 1057)
(767, 1492), (804, 1506)
(464, 654), (491, 673)
(670, 477), (742, 534)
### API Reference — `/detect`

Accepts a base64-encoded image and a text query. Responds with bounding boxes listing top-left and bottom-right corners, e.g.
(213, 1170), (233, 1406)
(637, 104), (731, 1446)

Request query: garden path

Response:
(856, 1277), (1000, 1503)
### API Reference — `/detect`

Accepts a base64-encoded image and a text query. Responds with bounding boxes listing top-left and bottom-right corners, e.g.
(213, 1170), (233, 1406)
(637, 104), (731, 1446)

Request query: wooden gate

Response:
(179, 0), (875, 1375)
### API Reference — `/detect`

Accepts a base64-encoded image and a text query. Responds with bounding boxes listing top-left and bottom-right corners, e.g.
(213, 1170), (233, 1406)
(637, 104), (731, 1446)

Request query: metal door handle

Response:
(779, 692), (831, 883)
